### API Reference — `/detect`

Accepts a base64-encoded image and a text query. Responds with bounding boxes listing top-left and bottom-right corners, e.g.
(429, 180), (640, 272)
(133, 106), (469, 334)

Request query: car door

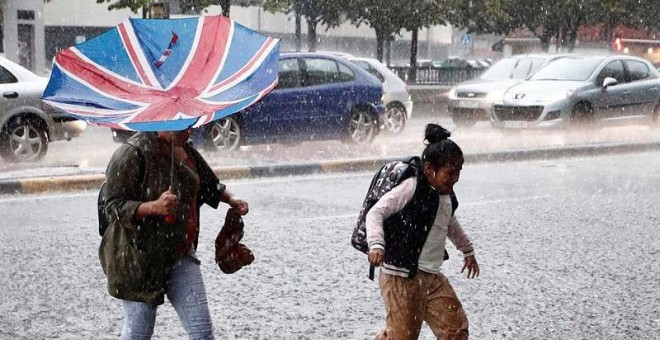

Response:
(300, 57), (353, 136)
(242, 57), (308, 140)
(623, 59), (659, 117)
(0, 65), (21, 119)
(592, 60), (628, 119)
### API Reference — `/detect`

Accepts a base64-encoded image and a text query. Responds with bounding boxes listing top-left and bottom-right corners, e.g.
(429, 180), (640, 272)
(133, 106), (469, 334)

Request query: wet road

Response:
(1, 151), (659, 339)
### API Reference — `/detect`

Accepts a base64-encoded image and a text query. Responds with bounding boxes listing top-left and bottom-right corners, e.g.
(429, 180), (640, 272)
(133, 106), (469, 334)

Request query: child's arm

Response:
(365, 177), (417, 251)
(447, 215), (474, 257)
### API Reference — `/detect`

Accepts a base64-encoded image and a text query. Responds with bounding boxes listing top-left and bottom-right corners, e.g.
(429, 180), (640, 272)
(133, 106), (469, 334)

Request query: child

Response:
(367, 123), (480, 340)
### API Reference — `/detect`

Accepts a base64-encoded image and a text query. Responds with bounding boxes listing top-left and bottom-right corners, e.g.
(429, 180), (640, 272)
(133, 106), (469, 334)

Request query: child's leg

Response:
(377, 272), (424, 340)
(423, 272), (469, 340)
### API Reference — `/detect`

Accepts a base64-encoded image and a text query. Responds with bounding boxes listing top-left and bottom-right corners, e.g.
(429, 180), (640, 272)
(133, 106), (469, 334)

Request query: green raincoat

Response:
(99, 132), (225, 306)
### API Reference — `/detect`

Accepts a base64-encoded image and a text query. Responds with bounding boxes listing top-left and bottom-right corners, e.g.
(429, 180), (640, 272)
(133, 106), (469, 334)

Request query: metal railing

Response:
(389, 66), (486, 85)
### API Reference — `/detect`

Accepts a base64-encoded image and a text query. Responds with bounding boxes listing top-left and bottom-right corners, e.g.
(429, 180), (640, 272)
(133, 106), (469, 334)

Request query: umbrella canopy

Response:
(42, 15), (280, 131)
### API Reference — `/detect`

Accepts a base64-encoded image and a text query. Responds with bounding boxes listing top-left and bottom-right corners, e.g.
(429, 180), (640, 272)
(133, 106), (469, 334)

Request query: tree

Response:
(263, 0), (345, 52)
(401, 0), (449, 82)
(96, 0), (152, 18)
(346, 0), (407, 62)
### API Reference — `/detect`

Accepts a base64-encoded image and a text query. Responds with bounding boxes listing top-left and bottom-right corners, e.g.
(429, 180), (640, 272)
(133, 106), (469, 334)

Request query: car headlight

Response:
(446, 87), (457, 99)
(538, 89), (575, 103)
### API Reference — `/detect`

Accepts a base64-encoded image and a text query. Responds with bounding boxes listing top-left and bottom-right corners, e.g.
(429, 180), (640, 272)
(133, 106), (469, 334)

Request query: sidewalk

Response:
(2, 133), (660, 195)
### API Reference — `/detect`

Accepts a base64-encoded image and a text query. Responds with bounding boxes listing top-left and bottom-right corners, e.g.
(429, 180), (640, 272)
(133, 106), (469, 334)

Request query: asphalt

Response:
(2, 140), (660, 196)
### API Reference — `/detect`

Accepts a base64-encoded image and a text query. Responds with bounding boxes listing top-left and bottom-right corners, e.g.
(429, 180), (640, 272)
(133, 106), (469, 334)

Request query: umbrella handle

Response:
(165, 214), (176, 224)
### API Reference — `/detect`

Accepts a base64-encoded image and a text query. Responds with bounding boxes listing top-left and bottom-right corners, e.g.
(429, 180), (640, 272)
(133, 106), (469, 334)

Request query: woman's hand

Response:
(368, 248), (384, 267)
(229, 198), (249, 215)
(461, 255), (480, 279)
(151, 187), (178, 216)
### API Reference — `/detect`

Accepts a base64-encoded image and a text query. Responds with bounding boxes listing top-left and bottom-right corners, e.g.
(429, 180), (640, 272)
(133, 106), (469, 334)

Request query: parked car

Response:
(202, 52), (386, 150)
(347, 57), (413, 134)
(0, 56), (86, 162)
(447, 54), (571, 127)
(490, 55), (660, 129)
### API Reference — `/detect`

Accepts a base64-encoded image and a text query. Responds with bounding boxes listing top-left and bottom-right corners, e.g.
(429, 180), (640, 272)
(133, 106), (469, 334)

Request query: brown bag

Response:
(215, 208), (254, 274)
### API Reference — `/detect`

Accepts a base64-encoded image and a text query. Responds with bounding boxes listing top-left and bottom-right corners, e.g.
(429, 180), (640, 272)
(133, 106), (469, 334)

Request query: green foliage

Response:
(95, 0), (150, 13)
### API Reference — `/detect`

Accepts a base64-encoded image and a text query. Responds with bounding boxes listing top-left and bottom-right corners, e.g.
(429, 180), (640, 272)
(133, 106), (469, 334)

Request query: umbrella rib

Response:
(118, 21), (162, 90)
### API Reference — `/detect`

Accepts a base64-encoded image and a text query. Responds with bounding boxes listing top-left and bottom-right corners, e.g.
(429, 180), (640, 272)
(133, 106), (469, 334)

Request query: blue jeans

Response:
(119, 256), (214, 340)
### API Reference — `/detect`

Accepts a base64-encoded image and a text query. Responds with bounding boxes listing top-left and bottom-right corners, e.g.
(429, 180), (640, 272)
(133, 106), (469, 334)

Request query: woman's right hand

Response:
(368, 248), (385, 267)
(151, 187), (178, 216)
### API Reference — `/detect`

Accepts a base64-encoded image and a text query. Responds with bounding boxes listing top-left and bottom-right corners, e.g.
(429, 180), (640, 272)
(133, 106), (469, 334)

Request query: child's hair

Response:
(422, 124), (463, 169)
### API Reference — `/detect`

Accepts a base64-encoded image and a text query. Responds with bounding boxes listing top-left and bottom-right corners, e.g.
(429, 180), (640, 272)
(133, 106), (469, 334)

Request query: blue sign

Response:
(460, 34), (472, 45)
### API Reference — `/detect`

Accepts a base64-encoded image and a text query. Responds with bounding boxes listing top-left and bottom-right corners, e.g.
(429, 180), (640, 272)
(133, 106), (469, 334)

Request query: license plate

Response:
(457, 100), (479, 108)
(504, 121), (528, 128)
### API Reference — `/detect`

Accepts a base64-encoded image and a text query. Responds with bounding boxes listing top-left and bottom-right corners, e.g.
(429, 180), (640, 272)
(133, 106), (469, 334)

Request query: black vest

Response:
(382, 173), (457, 278)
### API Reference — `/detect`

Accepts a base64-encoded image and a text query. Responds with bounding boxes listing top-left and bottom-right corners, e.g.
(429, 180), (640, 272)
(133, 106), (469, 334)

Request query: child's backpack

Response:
(352, 156), (458, 280)
(97, 140), (145, 237)
(351, 157), (419, 254)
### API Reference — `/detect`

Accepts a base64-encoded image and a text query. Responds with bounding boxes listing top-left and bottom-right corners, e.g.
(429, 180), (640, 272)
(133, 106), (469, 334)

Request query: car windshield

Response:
(479, 58), (518, 80)
(480, 57), (552, 80)
(530, 57), (604, 81)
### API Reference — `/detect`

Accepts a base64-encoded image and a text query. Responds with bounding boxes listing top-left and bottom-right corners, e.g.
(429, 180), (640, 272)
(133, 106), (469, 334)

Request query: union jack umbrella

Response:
(42, 15), (280, 131)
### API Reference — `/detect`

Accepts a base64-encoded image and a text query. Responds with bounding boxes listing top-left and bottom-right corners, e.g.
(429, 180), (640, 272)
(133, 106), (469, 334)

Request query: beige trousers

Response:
(375, 271), (469, 340)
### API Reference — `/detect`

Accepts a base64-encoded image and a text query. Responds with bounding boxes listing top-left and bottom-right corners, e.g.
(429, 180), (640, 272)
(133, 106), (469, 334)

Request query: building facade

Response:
(0, 0), (47, 75)
(5, 0), (459, 75)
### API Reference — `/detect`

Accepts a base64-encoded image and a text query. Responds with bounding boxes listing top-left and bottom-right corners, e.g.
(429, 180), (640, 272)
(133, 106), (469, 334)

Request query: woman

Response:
(366, 124), (480, 340)
(99, 128), (248, 339)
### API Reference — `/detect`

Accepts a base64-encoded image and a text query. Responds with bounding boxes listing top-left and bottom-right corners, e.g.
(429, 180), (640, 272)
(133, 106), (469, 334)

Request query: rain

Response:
(0, 0), (659, 339)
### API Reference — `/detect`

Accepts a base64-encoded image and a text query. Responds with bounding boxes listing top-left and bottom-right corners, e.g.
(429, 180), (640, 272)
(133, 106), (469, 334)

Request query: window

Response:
(626, 60), (650, 82)
(511, 58), (533, 79)
(0, 66), (18, 84)
(337, 62), (355, 82)
(596, 60), (626, 85)
(531, 57), (603, 81)
(352, 60), (382, 81)
(303, 58), (339, 87)
(277, 58), (301, 89)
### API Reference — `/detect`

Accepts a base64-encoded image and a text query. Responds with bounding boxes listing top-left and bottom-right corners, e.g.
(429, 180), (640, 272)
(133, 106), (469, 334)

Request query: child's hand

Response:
(461, 255), (480, 279)
(368, 248), (384, 267)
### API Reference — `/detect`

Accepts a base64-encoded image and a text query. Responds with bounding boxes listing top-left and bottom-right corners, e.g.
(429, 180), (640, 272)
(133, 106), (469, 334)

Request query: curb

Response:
(2, 141), (660, 196)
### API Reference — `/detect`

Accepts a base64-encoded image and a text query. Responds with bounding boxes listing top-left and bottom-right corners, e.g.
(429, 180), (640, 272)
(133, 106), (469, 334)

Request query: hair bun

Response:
(424, 124), (451, 144)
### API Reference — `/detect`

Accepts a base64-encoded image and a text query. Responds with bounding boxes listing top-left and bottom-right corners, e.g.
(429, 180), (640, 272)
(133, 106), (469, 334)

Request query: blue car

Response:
(198, 52), (386, 150)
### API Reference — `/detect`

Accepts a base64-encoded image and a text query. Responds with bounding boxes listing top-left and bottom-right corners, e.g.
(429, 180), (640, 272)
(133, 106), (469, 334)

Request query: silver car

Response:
(491, 55), (660, 129)
(447, 54), (571, 127)
(0, 56), (86, 162)
(348, 57), (413, 134)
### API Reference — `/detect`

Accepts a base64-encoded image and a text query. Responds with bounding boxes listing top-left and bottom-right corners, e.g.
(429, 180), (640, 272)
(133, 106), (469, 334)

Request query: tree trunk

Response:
(539, 30), (553, 52)
(307, 18), (318, 52)
(385, 35), (393, 66)
(295, 8), (302, 51)
(409, 28), (418, 84)
(220, 0), (230, 18)
(375, 29), (387, 62)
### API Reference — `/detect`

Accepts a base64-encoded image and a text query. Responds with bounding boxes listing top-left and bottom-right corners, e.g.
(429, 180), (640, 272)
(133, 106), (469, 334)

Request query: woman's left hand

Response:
(461, 255), (480, 279)
(229, 198), (249, 215)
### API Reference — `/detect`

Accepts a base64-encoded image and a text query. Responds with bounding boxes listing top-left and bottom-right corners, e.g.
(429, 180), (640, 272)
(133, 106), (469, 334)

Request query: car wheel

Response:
(346, 108), (377, 144)
(452, 112), (477, 128)
(211, 116), (241, 150)
(0, 116), (49, 162)
(651, 103), (659, 127)
(570, 102), (594, 127)
(384, 104), (406, 134)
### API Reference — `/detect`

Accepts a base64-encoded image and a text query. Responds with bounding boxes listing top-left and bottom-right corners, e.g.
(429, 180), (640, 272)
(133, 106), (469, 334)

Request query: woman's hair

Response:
(421, 124), (463, 169)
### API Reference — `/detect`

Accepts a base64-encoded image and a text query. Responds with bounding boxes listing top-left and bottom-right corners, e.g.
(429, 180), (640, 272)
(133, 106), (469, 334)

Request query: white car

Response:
(348, 57), (413, 134)
(0, 56), (86, 162)
(447, 54), (571, 127)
